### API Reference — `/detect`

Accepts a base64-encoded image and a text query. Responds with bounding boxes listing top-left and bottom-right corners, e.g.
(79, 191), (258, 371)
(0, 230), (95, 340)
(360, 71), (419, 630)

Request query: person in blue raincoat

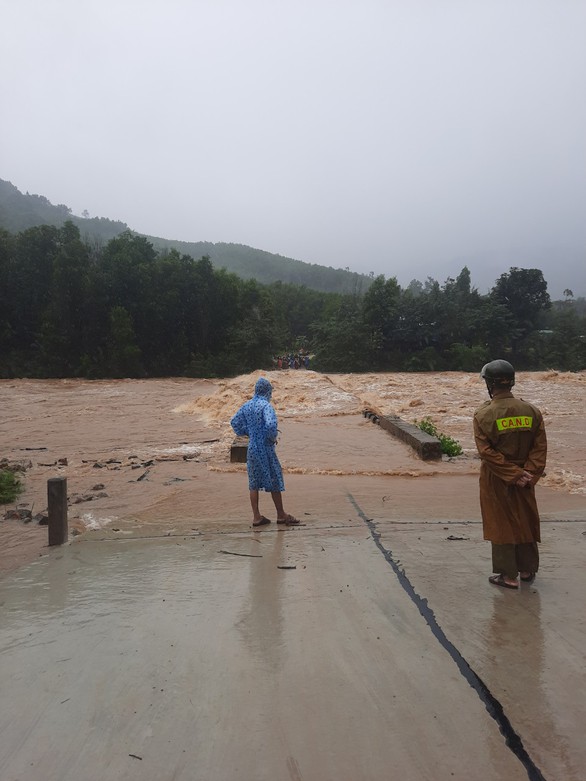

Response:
(230, 377), (299, 527)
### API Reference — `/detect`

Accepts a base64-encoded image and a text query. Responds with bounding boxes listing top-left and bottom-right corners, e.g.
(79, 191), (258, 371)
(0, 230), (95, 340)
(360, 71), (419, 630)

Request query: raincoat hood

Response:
(254, 377), (273, 399)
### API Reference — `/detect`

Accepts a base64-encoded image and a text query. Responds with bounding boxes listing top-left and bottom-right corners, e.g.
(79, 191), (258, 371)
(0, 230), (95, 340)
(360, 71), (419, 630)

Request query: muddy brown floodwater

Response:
(1, 370), (585, 780)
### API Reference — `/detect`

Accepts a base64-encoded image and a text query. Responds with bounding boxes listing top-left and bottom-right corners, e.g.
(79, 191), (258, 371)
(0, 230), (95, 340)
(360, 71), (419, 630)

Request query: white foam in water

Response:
(81, 512), (117, 530)
(156, 445), (200, 455)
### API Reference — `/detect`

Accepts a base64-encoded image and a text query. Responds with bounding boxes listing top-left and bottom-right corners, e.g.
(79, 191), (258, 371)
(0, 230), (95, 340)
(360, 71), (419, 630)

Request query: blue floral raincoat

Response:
(230, 378), (285, 492)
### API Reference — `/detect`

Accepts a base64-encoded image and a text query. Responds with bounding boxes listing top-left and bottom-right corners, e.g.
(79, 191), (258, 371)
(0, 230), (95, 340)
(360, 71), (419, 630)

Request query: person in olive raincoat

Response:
(473, 360), (547, 590)
(230, 377), (299, 527)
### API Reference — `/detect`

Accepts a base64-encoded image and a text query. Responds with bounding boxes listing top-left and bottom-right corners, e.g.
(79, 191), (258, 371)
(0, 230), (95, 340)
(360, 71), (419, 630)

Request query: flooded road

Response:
(1, 372), (586, 779)
(2, 370), (584, 549)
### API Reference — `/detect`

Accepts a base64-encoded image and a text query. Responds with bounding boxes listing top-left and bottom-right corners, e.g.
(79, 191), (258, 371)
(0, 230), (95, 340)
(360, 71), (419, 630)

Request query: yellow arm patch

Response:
(496, 415), (533, 432)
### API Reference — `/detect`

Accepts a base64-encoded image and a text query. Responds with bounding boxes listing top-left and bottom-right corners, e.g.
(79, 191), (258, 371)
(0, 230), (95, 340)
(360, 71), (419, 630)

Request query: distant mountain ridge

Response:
(0, 178), (370, 294)
(3, 178), (584, 299)
(0, 178), (129, 240)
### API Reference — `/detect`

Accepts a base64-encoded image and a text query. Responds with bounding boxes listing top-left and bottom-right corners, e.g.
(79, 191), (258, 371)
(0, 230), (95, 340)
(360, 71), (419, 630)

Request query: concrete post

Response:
(47, 477), (68, 545)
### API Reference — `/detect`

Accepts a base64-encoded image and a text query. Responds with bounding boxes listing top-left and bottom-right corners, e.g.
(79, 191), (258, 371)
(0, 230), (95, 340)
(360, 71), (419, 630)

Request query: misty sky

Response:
(2, 0), (585, 296)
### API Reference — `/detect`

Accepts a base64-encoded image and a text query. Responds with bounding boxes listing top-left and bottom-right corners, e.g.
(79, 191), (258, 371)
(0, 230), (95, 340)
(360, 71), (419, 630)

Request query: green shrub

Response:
(0, 470), (23, 504)
(415, 417), (463, 457)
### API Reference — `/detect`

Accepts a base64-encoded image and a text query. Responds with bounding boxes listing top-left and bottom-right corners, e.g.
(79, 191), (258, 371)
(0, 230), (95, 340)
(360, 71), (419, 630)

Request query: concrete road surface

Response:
(1, 508), (585, 781)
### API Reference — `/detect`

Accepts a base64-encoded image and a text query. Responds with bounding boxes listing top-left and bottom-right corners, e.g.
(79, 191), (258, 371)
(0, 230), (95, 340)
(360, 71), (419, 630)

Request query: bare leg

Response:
(271, 492), (300, 524)
(249, 490), (262, 523)
(271, 491), (286, 520)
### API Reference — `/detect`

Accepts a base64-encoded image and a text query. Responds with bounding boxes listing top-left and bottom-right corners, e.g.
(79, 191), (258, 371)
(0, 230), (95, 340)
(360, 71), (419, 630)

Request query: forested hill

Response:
(0, 178), (369, 294)
(142, 235), (369, 294)
(0, 179), (129, 241)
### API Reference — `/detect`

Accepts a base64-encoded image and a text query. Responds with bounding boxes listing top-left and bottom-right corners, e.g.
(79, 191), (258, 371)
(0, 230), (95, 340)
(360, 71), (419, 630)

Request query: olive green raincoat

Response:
(473, 392), (547, 544)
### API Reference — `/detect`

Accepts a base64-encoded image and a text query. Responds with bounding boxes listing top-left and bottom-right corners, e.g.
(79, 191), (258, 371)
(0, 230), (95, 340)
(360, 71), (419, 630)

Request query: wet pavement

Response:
(2, 512), (585, 780)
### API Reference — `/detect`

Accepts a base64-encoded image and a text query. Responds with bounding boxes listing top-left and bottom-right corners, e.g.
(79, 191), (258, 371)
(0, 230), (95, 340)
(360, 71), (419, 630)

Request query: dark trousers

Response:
(491, 542), (539, 579)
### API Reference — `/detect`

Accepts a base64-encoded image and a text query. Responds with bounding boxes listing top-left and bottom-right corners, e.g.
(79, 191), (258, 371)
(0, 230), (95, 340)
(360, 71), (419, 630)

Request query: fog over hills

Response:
(1, 177), (584, 299)
(3, 3), (585, 302)
(0, 179), (368, 295)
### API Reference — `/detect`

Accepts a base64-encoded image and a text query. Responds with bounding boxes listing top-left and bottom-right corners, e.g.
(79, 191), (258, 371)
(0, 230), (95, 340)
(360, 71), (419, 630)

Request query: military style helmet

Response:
(481, 359), (515, 387)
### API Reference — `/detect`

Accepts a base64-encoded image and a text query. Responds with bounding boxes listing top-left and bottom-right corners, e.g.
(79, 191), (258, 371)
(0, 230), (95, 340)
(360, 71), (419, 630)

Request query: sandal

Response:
(252, 516), (271, 527)
(520, 573), (536, 583)
(489, 574), (519, 590)
(277, 515), (300, 525)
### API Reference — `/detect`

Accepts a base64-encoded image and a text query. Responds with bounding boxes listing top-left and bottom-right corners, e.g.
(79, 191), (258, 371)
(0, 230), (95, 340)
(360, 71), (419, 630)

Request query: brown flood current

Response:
(1, 371), (586, 780)
(1, 370), (585, 551)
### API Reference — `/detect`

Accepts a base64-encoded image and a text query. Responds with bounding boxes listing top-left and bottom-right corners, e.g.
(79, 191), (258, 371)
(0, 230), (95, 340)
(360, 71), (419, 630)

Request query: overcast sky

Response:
(2, 0), (585, 296)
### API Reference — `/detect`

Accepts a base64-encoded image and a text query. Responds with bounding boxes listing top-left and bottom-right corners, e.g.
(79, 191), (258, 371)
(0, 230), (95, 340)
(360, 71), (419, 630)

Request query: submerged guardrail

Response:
(363, 409), (442, 461)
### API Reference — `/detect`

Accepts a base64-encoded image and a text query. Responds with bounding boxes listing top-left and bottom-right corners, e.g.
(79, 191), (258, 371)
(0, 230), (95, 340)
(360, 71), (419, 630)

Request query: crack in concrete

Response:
(347, 492), (547, 781)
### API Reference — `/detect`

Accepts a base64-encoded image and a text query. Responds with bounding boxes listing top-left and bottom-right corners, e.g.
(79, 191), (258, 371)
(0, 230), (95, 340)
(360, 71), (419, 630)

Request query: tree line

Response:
(0, 222), (584, 379)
